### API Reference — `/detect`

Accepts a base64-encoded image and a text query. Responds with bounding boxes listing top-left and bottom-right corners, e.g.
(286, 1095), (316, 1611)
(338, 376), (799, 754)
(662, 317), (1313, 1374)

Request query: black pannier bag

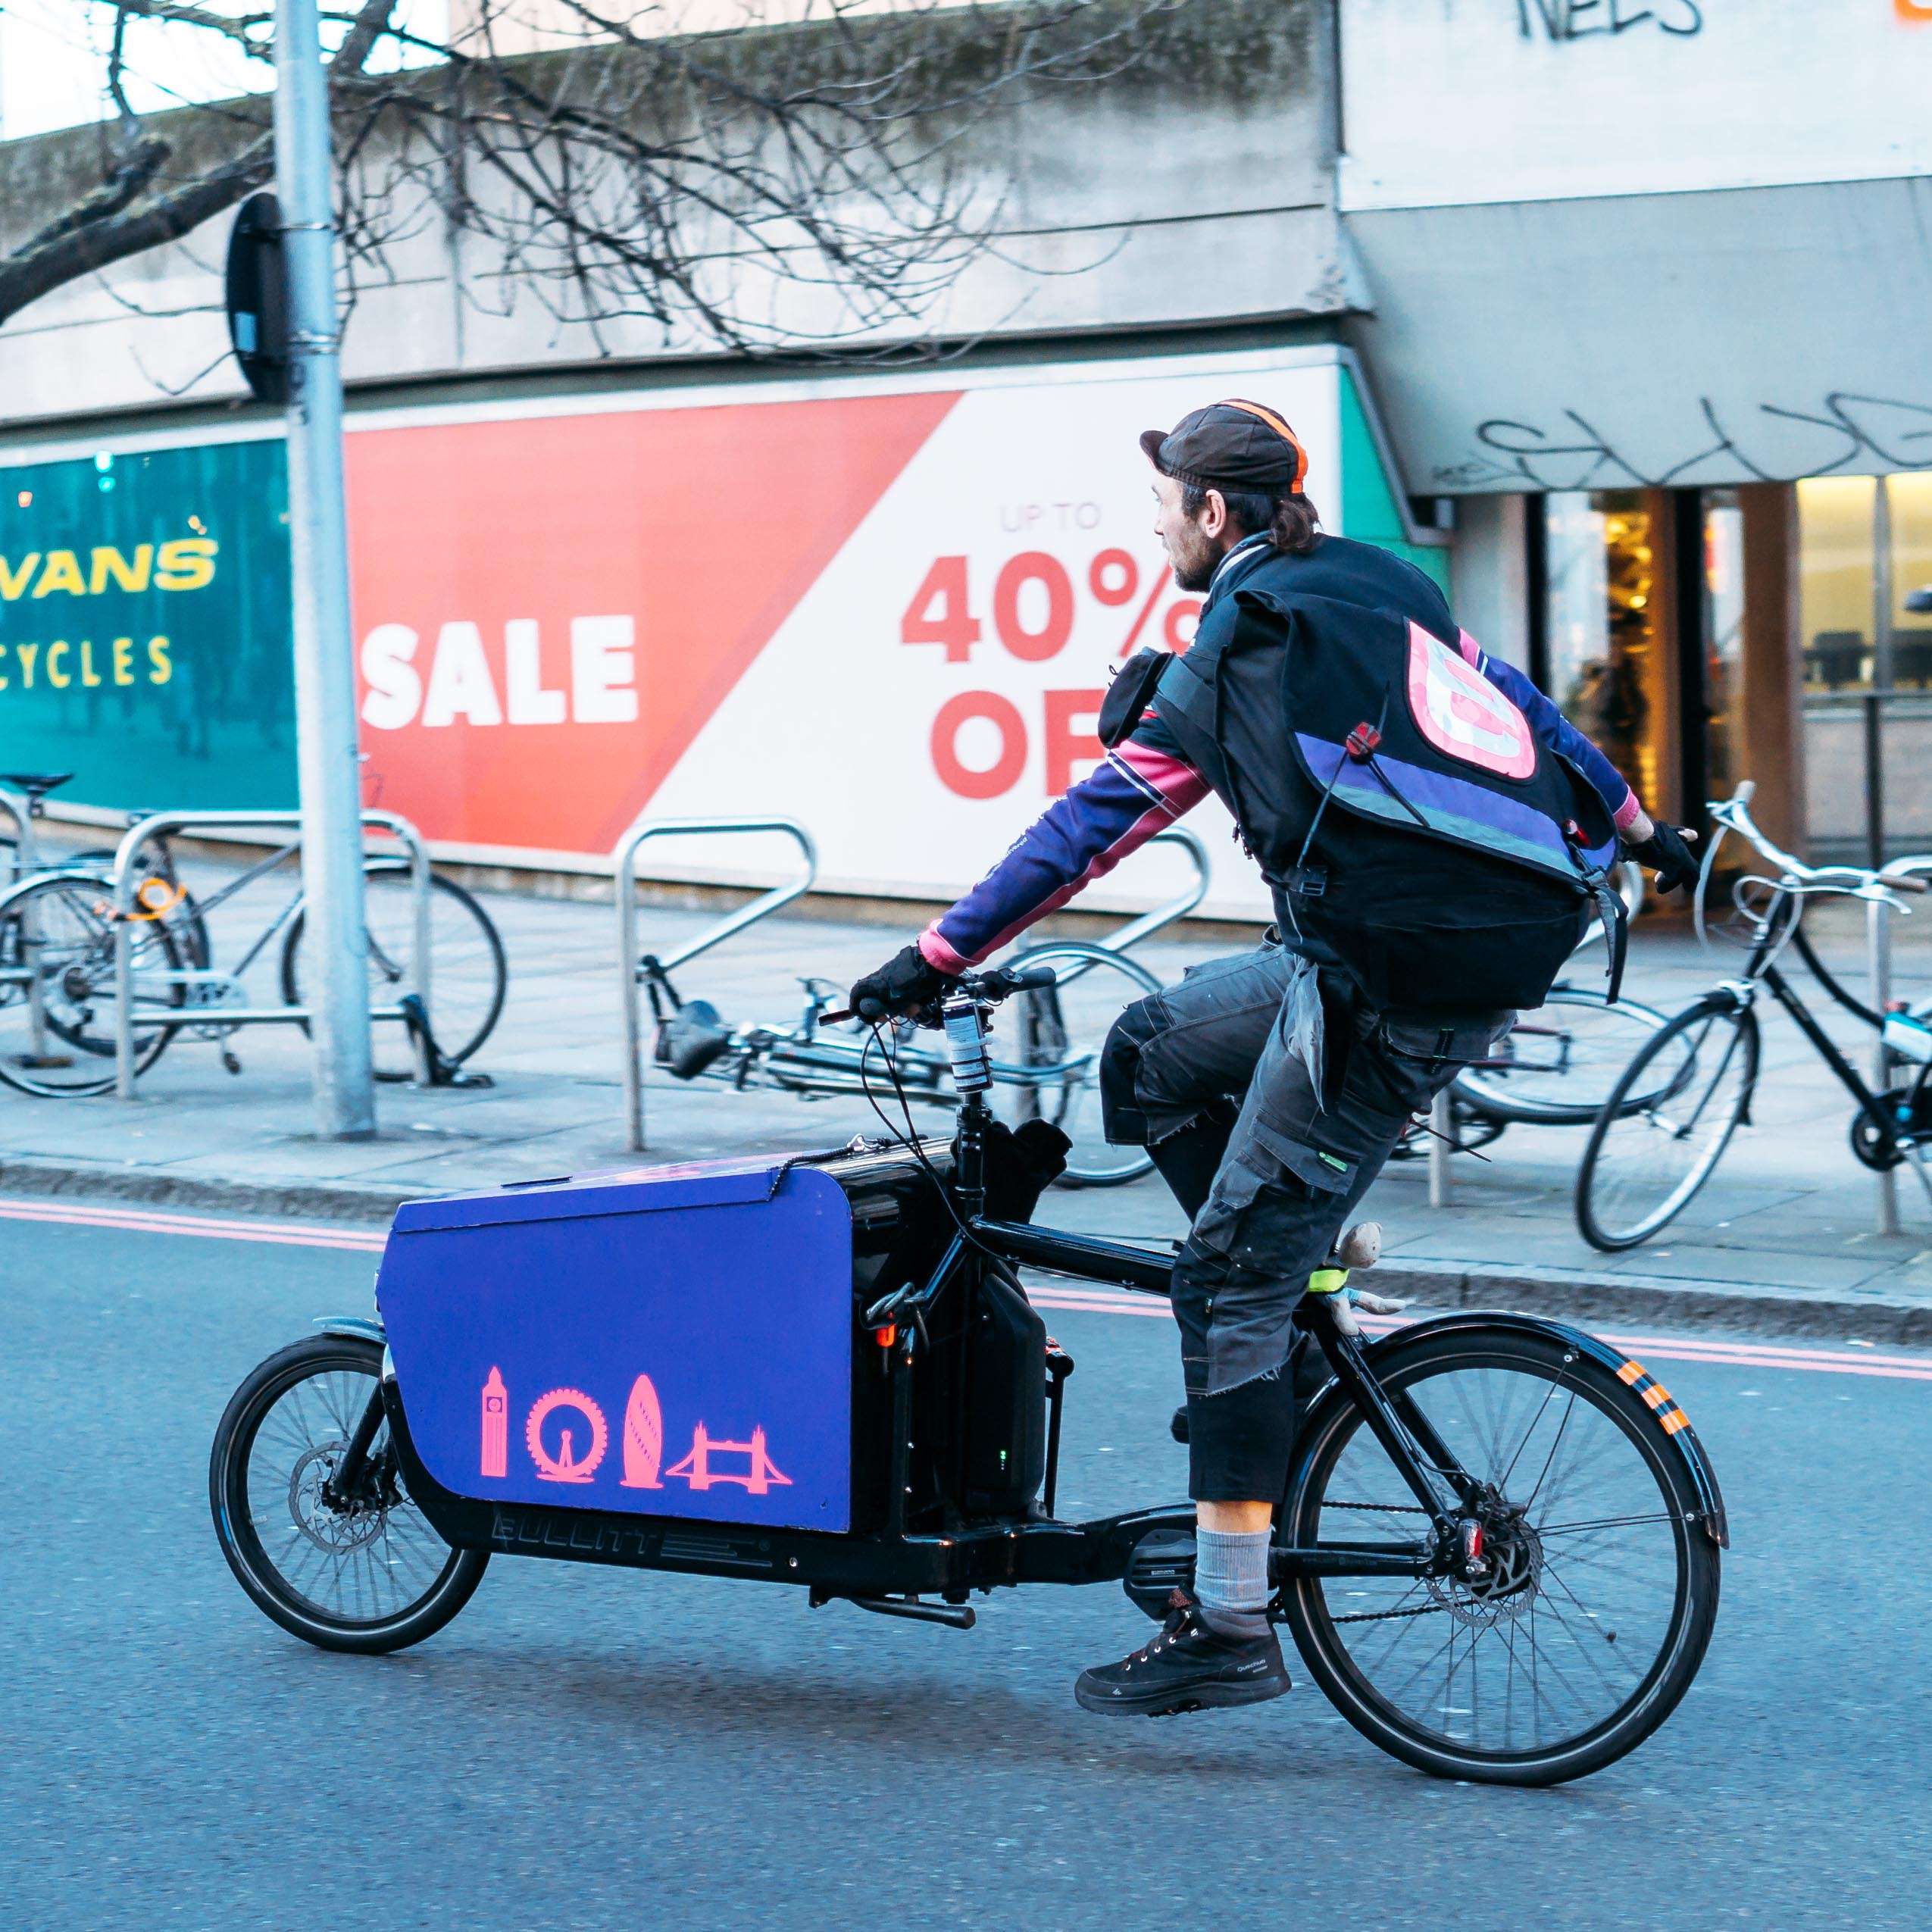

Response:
(1146, 593), (1624, 1014)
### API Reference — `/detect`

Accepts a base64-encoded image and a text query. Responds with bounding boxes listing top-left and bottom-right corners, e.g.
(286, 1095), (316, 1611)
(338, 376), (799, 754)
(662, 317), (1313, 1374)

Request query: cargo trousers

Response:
(1099, 938), (1512, 1502)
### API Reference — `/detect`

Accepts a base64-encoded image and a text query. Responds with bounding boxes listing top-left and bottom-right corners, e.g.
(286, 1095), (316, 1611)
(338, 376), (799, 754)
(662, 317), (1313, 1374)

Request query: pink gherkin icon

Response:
(620, 1374), (664, 1489)
(480, 1367), (508, 1479)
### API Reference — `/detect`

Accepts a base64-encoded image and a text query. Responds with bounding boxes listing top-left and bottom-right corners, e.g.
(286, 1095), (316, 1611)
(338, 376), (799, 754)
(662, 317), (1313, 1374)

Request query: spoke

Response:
(1536, 1512), (1678, 1539)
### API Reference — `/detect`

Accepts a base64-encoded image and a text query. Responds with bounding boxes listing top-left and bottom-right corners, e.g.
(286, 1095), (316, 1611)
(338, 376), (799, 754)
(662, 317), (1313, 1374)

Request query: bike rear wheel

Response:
(280, 863), (508, 1077)
(992, 940), (1161, 1186)
(1455, 986), (1680, 1126)
(210, 1334), (486, 1653)
(1279, 1323), (1721, 1786)
(0, 873), (186, 1096)
(1574, 997), (1758, 1252)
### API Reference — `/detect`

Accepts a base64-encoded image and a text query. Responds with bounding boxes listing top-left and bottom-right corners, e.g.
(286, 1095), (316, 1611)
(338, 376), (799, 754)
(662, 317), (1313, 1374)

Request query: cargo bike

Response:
(211, 967), (1725, 1785)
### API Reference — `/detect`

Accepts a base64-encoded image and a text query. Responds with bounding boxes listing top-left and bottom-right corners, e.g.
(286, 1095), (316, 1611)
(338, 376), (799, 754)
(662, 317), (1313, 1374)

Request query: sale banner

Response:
(344, 351), (1429, 918)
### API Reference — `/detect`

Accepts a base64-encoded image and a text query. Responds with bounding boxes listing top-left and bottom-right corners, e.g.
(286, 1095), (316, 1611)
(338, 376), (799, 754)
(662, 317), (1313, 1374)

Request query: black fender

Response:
(1330, 1310), (1729, 1549)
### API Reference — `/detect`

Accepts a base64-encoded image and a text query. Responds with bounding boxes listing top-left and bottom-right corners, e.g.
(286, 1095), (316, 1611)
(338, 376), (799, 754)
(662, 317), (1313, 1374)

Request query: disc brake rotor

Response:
(288, 1445), (386, 1552)
(1426, 1515), (1544, 1629)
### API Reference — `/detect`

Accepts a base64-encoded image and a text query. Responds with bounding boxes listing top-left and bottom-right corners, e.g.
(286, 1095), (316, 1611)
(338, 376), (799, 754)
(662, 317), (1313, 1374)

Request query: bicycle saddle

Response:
(0, 771), (73, 795)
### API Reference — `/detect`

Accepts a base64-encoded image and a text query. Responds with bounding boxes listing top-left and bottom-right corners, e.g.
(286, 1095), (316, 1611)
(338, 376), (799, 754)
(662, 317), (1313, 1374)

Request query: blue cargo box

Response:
(377, 1158), (855, 1533)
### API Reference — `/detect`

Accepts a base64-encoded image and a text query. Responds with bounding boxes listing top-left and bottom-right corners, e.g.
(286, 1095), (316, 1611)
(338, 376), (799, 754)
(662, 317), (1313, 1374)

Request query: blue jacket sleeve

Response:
(1465, 640), (1642, 833)
(920, 709), (1211, 971)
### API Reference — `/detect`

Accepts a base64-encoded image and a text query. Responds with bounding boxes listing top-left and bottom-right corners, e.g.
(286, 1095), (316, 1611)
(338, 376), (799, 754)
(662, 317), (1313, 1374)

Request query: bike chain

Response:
(1315, 1499), (1451, 1621)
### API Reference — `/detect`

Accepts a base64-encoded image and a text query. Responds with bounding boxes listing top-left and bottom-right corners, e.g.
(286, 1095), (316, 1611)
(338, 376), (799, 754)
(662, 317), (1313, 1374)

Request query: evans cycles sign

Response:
(0, 439), (294, 812)
(345, 352), (1420, 914)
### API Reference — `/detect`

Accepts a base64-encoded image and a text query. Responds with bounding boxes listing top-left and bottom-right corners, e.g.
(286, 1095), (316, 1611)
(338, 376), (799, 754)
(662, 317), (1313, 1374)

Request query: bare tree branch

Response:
(1, 0), (1192, 361)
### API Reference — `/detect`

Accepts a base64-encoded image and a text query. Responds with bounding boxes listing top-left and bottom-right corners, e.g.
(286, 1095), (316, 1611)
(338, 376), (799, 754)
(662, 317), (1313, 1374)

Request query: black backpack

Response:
(1107, 590), (1624, 1014)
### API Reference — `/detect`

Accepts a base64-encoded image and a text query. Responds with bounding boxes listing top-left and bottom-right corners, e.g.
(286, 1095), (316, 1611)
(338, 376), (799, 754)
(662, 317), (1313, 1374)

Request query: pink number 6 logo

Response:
(1405, 622), (1536, 780)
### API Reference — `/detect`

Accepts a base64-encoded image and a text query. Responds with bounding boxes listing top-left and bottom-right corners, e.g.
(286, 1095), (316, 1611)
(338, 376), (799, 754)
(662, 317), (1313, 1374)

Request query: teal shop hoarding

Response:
(0, 439), (295, 811)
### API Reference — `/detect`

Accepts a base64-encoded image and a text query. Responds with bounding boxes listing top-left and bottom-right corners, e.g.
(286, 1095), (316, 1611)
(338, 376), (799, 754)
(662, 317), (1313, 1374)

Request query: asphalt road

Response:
(3, 1197), (1929, 1930)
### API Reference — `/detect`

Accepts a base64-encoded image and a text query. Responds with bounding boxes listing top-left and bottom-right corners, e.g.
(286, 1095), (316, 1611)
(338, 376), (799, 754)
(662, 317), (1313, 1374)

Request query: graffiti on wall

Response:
(1433, 392), (1932, 491)
(1517, 0), (1702, 38)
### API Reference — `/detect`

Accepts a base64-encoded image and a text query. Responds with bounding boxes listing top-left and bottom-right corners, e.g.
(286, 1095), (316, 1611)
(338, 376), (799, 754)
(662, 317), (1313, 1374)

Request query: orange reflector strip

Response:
(1617, 1360), (1644, 1386)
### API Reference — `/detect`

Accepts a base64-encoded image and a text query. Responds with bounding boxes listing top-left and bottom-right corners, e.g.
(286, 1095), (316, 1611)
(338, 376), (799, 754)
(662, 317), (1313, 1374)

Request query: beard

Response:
(1166, 522), (1218, 592)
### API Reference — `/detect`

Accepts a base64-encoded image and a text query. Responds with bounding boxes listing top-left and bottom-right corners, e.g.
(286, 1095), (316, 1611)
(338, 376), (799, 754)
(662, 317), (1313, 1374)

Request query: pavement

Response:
(14, 840), (1932, 1340)
(5, 1200), (1930, 1927)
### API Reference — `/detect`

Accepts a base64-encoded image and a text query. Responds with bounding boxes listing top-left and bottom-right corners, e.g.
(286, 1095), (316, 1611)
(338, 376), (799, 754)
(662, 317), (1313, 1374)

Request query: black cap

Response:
(1140, 399), (1308, 495)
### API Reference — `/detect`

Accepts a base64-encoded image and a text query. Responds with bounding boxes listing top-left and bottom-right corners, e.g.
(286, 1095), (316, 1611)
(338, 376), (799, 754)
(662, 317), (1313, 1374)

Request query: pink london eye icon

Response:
(525, 1387), (609, 1483)
(480, 1367), (508, 1479)
(620, 1374), (664, 1489)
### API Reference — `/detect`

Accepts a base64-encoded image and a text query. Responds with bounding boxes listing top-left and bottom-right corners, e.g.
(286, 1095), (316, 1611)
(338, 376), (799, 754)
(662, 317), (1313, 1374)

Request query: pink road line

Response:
(1035, 1289), (1932, 1380)
(0, 1196), (386, 1250)
(10, 1193), (1932, 1383)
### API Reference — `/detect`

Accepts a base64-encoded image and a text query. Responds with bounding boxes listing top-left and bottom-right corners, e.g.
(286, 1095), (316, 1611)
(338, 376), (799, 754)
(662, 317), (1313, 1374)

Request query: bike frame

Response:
(1711, 886), (1911, 1160)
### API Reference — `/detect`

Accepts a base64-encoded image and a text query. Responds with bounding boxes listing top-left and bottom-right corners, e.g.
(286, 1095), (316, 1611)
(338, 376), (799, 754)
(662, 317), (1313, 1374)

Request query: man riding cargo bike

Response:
(849, 399), (1702, 1718)
(212, 399), (1721, 1785)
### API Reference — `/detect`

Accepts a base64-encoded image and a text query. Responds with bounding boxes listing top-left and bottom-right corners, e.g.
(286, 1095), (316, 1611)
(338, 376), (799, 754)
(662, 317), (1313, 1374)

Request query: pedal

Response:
(1124, 1528), (1196, 1620)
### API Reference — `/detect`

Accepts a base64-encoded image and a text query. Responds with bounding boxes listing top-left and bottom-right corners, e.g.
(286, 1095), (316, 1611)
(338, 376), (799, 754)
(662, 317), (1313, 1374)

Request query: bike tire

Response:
(0, 872), (186, 1096)
(993, 940), (1161, 1187)
(1277, 1321), (1721, 1787)
(1574, 997), (1758, 1252)
(280, 864), (508, 1077)
(1455, 986), (1675, 1127)
(210, 1334), (487, 1655)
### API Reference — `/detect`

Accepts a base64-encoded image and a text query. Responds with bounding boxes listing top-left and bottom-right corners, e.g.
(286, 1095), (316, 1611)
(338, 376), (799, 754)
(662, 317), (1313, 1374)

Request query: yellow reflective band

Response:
(1306, 1268), (1350, 1295)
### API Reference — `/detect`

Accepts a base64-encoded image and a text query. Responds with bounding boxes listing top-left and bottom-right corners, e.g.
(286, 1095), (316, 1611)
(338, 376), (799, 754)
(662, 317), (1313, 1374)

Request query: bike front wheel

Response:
(1574, 997), (1758, 1252)
(210, 1335), (487, 1653)
(991, 940), (1161, 1187)
(1279, 1322), (1721, 1786)
(280, 864), (508, 1078)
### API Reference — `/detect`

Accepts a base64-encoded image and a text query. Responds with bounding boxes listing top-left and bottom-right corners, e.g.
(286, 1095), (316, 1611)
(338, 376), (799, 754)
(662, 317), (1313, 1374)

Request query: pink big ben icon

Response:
(480, 1367), (508, 1478)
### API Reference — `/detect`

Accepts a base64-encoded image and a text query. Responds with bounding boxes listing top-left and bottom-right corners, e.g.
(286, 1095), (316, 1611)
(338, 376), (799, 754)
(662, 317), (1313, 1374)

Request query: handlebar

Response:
(1706, 783), (1926, 893)
(1697, 780), (1927, 952)
(819, 962), (1058, 1028)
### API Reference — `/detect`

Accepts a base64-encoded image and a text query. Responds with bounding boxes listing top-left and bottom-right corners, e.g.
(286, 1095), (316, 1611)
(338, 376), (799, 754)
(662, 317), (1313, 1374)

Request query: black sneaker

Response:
(1074, 1593), (1291, 1718)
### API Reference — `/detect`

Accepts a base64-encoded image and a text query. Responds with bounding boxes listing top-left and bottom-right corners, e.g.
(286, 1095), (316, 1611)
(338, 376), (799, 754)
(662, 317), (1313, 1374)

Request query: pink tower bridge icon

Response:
(480, 1369), (788, 1496)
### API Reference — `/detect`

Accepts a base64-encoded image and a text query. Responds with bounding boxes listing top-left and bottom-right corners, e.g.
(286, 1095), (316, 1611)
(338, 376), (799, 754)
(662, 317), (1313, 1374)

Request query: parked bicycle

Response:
(0, 806), (507, 1097)
(1574, 782), (1932, 1250)
(211, 963), (1724, 1785)
(631, 824), (1211, 1188)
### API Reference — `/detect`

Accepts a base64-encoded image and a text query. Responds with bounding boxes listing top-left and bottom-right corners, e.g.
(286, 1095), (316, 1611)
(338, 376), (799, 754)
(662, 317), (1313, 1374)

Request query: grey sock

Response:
(1193, 1527), (1272, 1641)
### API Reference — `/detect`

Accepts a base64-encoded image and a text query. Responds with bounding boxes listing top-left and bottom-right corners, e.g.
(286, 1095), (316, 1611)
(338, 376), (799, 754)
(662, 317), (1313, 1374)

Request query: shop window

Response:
(1543, 491), (1660, 809)
(1893, 473), (1932, 673)
(1798, 477), (1877, 692)
(1703, 489), (1746, 805)
(1799, 474), (1932, 862)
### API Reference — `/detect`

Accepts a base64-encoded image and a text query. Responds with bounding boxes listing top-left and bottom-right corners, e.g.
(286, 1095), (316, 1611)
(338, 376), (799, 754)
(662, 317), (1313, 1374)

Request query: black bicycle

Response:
(212, 965), (1723, 1786)
(1576, 783), (1932, 1250)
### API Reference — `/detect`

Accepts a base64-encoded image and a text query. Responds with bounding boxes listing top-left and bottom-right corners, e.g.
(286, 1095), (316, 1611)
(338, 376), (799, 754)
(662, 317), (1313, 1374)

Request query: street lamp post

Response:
(274, 0), (375, 1139)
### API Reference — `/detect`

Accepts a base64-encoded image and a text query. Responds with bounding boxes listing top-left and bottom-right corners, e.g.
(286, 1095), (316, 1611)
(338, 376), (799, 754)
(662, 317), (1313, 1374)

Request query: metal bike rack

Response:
(0, 787), (51, 1063)
(109, 808), (435, 1098)
(616, 816), (818, 1151)
(1089, 825), (1211, 955)
(0, 783), (42, 886)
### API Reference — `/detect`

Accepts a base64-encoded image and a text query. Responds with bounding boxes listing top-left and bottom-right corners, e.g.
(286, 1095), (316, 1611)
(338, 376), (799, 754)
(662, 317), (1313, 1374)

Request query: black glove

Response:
(1627, 820), (1701, 895)
(849, 943), (952, 1022)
